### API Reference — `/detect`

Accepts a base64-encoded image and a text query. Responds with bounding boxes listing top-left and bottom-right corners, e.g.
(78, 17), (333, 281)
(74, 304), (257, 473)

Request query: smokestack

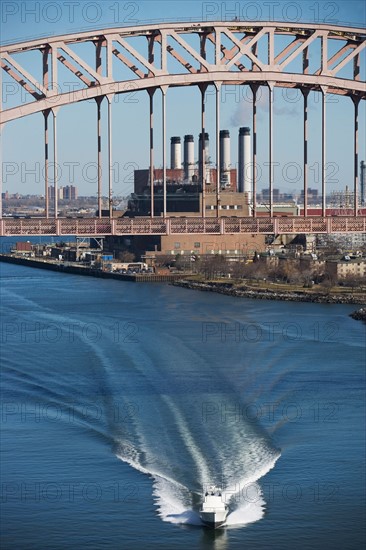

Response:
(238, 127), (252, 202)
(184, 135), (194, 181)
(220, 130), (231, 187)
(199, 132), (210, 184)
(170, 137), (181, 170)
(361, 160), (366, 206)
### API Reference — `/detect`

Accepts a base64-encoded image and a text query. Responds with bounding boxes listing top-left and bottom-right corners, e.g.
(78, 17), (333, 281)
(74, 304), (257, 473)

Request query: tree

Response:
(231, 262), (248, 280)
(154, 255), (175, 268)
(320, 269), (338, 293)
(119, 250), (135, 262)
(199, 255), (228, 279)
(343, 273), (362, 293)
(247, 262), (266, 284)
(299, 268), (314, 287)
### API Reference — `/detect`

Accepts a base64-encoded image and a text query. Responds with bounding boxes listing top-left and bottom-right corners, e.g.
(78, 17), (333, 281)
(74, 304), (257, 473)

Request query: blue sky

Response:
(1, 1), (366, 198)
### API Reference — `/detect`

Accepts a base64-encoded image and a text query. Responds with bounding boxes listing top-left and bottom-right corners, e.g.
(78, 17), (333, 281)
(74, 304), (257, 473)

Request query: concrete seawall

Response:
(0, 254), (189, 283)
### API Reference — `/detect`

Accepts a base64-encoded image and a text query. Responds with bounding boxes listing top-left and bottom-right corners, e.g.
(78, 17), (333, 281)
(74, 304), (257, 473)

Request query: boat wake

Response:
(106, 333), (282, 529)
(116, 443), (279, 527)
(114, 409), (280, 529)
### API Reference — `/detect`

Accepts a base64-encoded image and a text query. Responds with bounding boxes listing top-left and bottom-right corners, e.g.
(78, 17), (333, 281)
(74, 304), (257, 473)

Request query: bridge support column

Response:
(268, 82), (274, 217)
(148, 89), (155, 218)
(107, 95), (113, 219)
(43, 110), (50, 218)
(215, 82), (221, 217)
(321, 86), (327, 217)
(52, 108), (58, 219)
(251, 84), (258, 218)
(96, 97), (103, 218)
(161, 86), (168, 218)
(353, 96), (360, 216)
(111, 217), (116, 234)
(302, 89), (309, 217)
(42, 46), (50, 219)
(200, 84), (207, 218)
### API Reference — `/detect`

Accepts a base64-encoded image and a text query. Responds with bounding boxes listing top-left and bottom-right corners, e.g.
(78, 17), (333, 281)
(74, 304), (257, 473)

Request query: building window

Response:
(194, 242), (200, 248)
(174, 242), (180, 249)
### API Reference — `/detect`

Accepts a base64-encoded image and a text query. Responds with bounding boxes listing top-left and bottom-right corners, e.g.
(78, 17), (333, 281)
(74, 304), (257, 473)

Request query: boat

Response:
(199, 486), (229, 528)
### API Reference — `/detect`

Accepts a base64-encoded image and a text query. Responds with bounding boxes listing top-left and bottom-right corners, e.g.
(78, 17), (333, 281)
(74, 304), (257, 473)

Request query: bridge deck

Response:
(1, 216), (365, 237)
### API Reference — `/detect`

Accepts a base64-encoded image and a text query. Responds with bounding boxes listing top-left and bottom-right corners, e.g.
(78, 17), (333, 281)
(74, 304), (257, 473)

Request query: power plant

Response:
(168, 128), (252, 196)
(131, 128), (253, 216)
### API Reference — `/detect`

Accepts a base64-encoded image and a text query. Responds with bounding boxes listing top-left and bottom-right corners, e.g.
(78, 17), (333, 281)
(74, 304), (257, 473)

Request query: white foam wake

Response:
(152, 475), (202, 526)
(116, 442), (280, 528)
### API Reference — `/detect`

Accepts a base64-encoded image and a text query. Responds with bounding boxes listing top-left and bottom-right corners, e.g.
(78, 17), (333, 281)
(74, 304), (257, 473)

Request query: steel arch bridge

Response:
(1, 21), (366, 237)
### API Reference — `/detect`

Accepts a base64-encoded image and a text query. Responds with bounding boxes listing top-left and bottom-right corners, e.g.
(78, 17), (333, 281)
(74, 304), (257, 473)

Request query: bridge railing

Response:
(1, 216), (365, 237)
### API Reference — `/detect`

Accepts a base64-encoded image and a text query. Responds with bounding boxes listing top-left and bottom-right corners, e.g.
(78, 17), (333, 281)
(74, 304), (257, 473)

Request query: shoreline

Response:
(1, 253), (365, 318)
(172, 279), (366, 306)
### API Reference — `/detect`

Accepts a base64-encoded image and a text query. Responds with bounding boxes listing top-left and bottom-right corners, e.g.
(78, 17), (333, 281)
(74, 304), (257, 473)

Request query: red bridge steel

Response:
(1, 21), (366, 235)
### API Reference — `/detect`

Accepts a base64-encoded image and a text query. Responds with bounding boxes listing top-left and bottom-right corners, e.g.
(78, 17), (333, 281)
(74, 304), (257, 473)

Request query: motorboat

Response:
(199, 486), (229, 528)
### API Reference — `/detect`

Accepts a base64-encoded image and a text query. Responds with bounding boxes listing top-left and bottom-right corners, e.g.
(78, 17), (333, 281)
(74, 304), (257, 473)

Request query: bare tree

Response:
(247, 263), (267, 284)
(231, 262), (248, 280)
(343, 273), (363, 292)
(119, 250), (136, 263)
(320, 268), (338, 293)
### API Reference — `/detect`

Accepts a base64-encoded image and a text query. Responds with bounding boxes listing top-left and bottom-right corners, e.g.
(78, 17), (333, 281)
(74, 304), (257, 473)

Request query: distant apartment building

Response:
(326, 259), (366, 280)
(300, 188), (319, 204)
(257, 188), (296, 203)
(62, 185), (78, 200)
(48, 185), (78, 201)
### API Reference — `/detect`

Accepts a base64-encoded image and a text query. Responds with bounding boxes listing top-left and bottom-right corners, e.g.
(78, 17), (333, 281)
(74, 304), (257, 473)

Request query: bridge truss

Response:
(1, 21), (366, 236)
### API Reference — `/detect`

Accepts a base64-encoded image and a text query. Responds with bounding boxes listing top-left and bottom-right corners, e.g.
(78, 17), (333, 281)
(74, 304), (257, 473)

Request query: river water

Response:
(1, 261), (365, 549)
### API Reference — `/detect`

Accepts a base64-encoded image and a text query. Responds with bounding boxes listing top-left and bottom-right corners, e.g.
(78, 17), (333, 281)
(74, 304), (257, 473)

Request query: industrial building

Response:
(105, 232), (266, 260)
(129, 128), (252, 216)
